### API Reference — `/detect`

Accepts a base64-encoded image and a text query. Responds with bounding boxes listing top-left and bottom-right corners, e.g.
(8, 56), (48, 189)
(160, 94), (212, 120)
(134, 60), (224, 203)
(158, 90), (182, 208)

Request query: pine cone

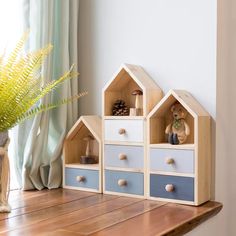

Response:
(112, 100), (129, 116)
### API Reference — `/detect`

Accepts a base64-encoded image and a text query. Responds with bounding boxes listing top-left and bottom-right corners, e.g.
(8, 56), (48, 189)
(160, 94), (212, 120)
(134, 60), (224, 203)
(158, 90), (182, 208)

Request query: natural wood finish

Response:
(102, 63), (163, 117)
(92, 201), (222, 236)
(149, 143), (195, 150)
(103, 116), (145, 120)
(63, 116), (103, 193)
(149, 170), (194, 178)
(65, 163), (99, 170)
(129, 108), (142, 116)
(1, 189), (221, 235)
(148, 93), (195, 145)
(118, 153), (127, 160)
(117, 179), (127, 186)
(166, 158), (174, 164)
(118, 128), (126, 135)
(104, 141), (144, 146)
(147, 89), (211, 205)
(63, 200), (164, 235)
(195, 116), (211, 205)
(0, 189), (94, 221)
(102, 68), (158, 196)
(105, 166), (144, 173)
(76, 176), (85, 182)
(102, 190), (145, 199)
(165, 184), (175, 192)
(64, 116), (102, 165)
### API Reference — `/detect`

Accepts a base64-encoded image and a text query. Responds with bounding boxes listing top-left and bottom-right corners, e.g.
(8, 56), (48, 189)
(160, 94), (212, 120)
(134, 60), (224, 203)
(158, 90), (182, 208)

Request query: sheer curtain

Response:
(0, 0), (25, 190)
(12, 0), (80, 190)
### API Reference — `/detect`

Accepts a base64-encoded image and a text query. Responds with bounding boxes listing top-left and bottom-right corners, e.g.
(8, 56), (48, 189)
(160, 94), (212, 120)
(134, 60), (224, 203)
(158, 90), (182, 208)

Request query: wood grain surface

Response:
(0, 189), (222, 236)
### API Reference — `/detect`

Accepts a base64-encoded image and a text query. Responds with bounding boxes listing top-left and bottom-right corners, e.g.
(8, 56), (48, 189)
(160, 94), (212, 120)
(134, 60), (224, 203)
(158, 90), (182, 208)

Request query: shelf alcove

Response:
(103, 63), (163, 117)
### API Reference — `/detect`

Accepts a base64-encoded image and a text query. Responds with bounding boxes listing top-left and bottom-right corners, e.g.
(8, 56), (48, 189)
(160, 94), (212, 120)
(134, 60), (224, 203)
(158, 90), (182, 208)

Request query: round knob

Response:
(165, 184), (174, 192)
(76, 176), (85, 182)
(119, 153), (127, 160)
(165, 158), (174, 165)
(118, 179), (127, 186)
(118, 128), (126, 135)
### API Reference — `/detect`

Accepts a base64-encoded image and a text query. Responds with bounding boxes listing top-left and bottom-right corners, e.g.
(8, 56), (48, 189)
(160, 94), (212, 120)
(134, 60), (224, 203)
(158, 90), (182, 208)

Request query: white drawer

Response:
(150, 148), (194, 174)
(104, 119), (144, 143)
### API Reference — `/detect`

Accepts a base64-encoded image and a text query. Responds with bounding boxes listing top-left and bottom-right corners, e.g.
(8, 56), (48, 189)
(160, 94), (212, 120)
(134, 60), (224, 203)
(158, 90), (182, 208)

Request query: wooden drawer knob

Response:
(165, 158), (174, 165)
(165, 184), (174, 192)
(118, 128), (126, 135)
(119, 153), (127, 160)
(118, 179), (127, 186)
(76, 176), (85, 182)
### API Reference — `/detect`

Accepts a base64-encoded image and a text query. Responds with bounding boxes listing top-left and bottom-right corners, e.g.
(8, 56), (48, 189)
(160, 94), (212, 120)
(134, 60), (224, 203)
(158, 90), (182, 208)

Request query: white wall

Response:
(78, 0), (216, 118)
(77, 1), (228, 235)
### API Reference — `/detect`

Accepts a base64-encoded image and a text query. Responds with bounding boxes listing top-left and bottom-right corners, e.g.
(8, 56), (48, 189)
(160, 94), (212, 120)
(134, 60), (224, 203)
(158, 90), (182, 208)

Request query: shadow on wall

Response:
(78, 0), (97, 116)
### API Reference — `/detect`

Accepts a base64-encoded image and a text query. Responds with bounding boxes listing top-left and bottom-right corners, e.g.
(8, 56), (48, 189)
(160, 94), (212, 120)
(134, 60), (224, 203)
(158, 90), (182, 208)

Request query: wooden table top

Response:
(1, 189), (222, 236)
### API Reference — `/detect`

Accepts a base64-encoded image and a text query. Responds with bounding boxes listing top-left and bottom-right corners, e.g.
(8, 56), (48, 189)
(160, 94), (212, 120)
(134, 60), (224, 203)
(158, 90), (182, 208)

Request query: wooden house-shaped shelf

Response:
(103, 63), (163, 117)
(102, 64), (163, 198)
(63, 116), (102, 193)
(147, 90), (211, 205)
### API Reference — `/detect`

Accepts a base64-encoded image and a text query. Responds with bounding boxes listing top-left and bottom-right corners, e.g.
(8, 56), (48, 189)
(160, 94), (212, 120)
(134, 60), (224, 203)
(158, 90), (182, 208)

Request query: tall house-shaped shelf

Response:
(63, 116), (102, 193)
(102, 63), (163, 198)
(147, 90), (211, 205)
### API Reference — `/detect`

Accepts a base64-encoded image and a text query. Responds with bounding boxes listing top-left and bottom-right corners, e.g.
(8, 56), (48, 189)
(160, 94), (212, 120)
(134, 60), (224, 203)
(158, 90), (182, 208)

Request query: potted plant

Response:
(0, 32), (86, 212)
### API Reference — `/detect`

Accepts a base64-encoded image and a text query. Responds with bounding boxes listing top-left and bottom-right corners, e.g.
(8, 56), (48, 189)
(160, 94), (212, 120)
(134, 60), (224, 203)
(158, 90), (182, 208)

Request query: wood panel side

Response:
(195, 116), (211, 204)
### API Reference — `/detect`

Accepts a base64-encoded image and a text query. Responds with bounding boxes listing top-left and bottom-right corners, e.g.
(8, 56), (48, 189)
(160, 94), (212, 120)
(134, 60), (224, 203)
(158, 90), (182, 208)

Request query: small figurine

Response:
(129, 89), (143, 116)
(165, 102), (190, 144)
(80, 135), (98, 164)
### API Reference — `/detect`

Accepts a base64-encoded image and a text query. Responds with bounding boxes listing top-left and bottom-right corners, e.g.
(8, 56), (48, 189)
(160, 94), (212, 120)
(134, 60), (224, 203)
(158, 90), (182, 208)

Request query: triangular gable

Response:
(66, 116), (102, 143)
(103, 63), (161, 92)
(148, 89), (209, 119)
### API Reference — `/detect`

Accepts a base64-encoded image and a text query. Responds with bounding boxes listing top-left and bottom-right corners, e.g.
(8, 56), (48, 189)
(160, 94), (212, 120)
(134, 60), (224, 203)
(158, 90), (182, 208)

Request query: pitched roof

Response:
(103, 63), (162, 92)
(148, 89), (210, 118)
(66, 116), (102, 142)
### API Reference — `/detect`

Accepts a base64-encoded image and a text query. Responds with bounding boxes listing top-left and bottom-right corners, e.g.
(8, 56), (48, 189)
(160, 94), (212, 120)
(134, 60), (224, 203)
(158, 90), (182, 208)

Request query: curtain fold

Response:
(12, 0), (79, 190)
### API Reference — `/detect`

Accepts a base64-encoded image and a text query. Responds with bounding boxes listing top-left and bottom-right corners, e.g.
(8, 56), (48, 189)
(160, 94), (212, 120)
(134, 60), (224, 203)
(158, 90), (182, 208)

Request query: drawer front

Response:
(150, 148), (194, 174)
(65, 168), (99, 190)
(104, 145), (144, 169)
(105, 170), (144, 195)
(104, 119), (144, 143)
(150, 174), (194, 201)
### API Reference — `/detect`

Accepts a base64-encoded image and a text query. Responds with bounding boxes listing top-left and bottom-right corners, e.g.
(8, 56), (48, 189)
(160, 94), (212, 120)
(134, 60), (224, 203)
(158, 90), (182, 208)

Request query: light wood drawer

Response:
(150, 174), (194, 201)
(150, 148), (194, 174)
(104, 145), (144, 170)
(104, 119), (144, 143)
(65, 168), (99, 190)
(105, 170), (144, 196)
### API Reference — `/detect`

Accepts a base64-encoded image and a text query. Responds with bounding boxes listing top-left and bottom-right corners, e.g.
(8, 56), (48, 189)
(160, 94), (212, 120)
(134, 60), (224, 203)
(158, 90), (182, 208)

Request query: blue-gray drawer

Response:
(104, 145), (144, 169)
(65, 168), (99, 190)
(150, 148), (194, 174)
(150, 174), (194, 201)
(105, 170), (144, 196)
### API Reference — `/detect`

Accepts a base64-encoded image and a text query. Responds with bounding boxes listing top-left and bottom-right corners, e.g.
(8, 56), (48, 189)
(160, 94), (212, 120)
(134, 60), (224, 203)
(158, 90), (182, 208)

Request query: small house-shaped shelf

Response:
(147, 90), (211, 205)
(63, 116), (102, 193)
(103, 63), (163, 117)
(148, 89), (210, 148)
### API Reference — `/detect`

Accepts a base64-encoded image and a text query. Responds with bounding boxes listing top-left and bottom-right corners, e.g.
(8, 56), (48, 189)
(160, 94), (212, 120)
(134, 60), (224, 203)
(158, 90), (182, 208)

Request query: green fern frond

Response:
(0, 33), (86, 132)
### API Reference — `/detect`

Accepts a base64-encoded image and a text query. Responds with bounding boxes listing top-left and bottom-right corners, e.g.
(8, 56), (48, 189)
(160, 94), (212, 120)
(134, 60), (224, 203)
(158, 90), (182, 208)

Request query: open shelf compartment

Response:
(63, 116), (102, 167)
(148, 90), (210, 146)
(103, 63), (163, 117)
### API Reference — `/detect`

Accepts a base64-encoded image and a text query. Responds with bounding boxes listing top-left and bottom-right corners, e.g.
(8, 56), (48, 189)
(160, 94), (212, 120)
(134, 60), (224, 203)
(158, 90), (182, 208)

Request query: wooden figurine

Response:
(165, 102), (190, 144)
(129, 89), (143, 116)
(80, 135), (98, 164)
